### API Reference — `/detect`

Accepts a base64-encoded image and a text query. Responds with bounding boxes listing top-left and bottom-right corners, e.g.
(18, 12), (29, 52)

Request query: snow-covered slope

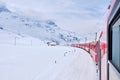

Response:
(0, 44), (97, 80)
(0, 2), (10, 13)
(0, 27), (97, 80)
(0, 28), (46, 46)
(0, 2), (81, 44)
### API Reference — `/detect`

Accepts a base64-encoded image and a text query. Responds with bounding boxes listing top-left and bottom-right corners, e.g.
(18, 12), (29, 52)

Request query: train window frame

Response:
(112, 23), (120, 72)
(108, 12), (120, 73)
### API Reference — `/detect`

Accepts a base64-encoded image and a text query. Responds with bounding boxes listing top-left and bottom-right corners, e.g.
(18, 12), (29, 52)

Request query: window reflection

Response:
(112, 18), (120, 72)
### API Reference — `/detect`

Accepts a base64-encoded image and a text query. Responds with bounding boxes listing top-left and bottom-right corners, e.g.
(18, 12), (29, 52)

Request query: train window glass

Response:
(112, 17), (120, 72)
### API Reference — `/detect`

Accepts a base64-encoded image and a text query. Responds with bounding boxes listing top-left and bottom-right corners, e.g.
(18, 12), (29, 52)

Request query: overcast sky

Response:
(1, 0), (110, 40)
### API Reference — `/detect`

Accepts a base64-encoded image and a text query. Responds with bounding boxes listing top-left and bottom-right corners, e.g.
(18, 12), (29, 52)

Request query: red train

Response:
(71, 0), (120, 80)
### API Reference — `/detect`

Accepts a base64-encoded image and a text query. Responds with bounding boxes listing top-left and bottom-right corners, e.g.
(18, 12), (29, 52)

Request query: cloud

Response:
(1, 0), (110, 40)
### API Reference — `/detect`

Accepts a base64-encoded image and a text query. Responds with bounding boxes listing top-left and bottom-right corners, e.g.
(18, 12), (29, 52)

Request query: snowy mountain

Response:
(0, 2), (10, 13)
(0, 2), (81, 44)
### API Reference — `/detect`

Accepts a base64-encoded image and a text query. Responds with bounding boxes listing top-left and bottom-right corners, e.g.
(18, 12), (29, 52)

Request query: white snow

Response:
(0, 29), (46, 46)
(0, 45), (97, 80)
(0, 29), (97, 80)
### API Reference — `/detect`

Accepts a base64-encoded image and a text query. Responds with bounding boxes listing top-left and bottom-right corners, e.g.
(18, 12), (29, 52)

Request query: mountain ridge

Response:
(0, 3), (81, 44)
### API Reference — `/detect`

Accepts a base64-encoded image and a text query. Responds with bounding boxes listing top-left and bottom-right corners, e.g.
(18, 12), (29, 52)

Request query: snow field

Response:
(0, 29), (46, 46)
(0, 29), (97, 80)
(0, 45), (97, 80)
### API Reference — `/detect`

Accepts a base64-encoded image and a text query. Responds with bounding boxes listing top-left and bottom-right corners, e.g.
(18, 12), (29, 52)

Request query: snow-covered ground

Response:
(0, 29), (97, 80)
(0, 45), (96, 80)
(0, 45), (97, 80)
(0, 29), (46, 46)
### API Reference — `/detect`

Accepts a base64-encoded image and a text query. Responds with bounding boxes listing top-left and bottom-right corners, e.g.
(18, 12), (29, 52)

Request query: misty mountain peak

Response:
(0, 1), (10, 13)
(0, 2), (81, 44)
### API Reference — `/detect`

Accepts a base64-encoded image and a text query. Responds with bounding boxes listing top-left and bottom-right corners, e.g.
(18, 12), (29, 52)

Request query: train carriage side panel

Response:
(107, 0), (120, 80)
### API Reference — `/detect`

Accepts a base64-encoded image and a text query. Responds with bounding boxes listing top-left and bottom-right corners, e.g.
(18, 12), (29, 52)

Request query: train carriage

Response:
(107, 0), (120, 80)
(71, 0), (120, 80)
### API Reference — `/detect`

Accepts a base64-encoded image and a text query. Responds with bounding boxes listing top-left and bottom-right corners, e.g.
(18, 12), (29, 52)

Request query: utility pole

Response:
(98, 40), (101, 80)
(85, 37), (87, 43)
(79, 38), (81, 43)
(84, 37), (87, 49)
(95, 32), (97, 41)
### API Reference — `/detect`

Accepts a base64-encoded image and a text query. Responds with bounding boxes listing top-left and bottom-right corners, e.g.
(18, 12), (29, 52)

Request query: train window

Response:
(112, 17), (120, 72)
